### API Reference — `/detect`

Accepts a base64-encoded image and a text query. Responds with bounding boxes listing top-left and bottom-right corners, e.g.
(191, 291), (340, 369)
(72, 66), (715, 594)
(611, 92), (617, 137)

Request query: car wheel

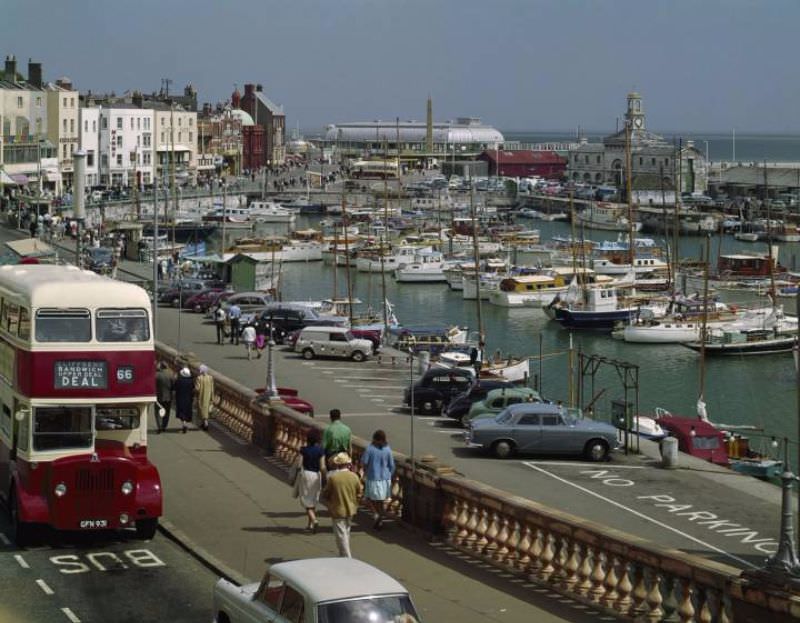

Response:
(419, 400), (437, 415)
(135, 518), (158, 540)
(171, 297), (180, 308)
(351, 350), (365, 362)
(492, 440), (514, 459)
(302, 348), (315, 360)
(584, 439), (609, 462)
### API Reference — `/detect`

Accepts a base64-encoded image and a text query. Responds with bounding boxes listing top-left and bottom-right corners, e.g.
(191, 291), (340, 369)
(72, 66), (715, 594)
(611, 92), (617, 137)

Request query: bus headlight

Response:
(121, 480), (134, 495)
(54, 483), (67, 497)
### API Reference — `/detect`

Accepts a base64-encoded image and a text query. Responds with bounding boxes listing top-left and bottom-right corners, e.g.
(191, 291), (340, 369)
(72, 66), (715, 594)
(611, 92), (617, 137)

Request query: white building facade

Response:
(154, 106), (196, 185)
(98, 105), (155, 188)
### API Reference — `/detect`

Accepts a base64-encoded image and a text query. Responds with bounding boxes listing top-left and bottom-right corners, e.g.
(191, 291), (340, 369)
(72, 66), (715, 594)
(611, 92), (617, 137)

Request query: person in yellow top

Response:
(321, 453), (363, 558)
(195, 364), (215, 431)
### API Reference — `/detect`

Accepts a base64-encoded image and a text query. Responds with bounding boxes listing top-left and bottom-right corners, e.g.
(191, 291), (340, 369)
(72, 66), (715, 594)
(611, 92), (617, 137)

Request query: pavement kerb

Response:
(157, 516), (251, 588)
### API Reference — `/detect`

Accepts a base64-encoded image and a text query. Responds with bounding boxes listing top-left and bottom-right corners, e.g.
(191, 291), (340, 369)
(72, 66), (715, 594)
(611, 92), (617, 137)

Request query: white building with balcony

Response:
(154, 105), (196, 185)
(98, 105), (155, 188)
(45, 79), (79, 192)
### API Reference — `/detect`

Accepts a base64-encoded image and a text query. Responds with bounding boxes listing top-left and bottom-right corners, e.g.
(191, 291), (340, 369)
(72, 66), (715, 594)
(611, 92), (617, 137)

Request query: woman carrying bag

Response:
(293, 429), (326, 533)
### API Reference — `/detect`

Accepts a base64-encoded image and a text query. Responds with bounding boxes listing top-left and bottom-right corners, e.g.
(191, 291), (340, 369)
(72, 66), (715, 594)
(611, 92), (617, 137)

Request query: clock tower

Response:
(625, 92), (645, 130)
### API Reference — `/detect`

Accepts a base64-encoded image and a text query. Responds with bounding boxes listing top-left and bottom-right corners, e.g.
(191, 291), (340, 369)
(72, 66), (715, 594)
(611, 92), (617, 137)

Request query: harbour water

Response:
(272, 216), (799, 458)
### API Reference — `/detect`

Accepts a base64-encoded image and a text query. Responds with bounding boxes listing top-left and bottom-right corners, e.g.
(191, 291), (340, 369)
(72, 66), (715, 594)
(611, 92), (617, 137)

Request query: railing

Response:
(156, 341), (800, 622)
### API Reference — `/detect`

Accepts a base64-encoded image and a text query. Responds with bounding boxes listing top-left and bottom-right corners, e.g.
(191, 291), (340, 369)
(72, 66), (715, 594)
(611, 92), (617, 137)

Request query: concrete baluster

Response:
(539, 531), (556, 582)
(645, 572), (665, 623)
(442, 498), (459, 542)
(483, 510), (501, 558)
(503, 518), (520, 569)
(463, 502), (480, 550)
(677, 580), (696, 623)
(614, 560), (634, 615)
(515, 524), (532, 572)
(576, 543), (594, 598)
(562, 539), (580, 593)
(631, 564), (650, 617)
(550, 535), (568, 586)
(718, 594), (732, 623)
(474, 507), (490, 555)
(696, 588), (713, 623)
(492, 514), (510, 563)
(601, 554), (620, 609)
(454, 499), (470, 546)
(589, 549), (607, 605)
(527, 527), (544, 581)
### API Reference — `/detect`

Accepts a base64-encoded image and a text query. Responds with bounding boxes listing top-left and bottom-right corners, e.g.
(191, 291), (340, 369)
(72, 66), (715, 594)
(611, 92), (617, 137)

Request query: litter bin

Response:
(660, 436), (678, 469)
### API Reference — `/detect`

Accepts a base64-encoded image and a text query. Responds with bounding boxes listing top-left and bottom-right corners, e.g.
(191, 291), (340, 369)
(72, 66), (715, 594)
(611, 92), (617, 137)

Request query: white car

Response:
(294, 326), (373, 362)
(213, 557), (422, 622)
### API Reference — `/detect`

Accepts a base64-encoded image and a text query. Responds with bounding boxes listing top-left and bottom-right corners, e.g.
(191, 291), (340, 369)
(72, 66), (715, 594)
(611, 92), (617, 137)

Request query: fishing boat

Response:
(356, 243), (431, 273)
(487, 273), (569, 308)
(574, 202), (642, 232)
(394, 249), (449, 283)
(544, 279), (639, 330)
(683, 326), (798, 356)
(432, 349), (530, 383)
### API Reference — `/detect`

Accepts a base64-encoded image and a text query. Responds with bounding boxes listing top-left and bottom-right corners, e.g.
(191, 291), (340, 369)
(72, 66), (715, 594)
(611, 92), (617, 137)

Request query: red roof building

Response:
(478, 149), (567, 179)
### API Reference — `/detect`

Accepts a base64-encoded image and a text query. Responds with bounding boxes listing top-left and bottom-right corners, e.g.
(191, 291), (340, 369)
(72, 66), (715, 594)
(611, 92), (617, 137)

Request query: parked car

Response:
(465, 402), (620, 461)
(443, 379), (517, 424)
(253, 304), (324, 343)
(285, 318), (349, 348)
(158, 279), (222, 307)
(255, 387), (315, 416)
(213, 557), (421, 623)
(84, 246), (114, 273)
(183, 288), (225, 312)
(219, 291), (274, 315)
(463, 387), (542, 425)
(403, 367), (475, 415)
(294, 326), (373, 361)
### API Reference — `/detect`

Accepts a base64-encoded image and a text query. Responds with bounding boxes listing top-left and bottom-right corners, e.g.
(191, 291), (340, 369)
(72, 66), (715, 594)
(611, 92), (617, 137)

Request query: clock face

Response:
(633, 117), (643, 128)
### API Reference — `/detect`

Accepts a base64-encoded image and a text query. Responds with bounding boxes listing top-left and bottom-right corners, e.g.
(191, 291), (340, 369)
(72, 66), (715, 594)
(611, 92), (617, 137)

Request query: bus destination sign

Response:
(54, 360), (108, 389)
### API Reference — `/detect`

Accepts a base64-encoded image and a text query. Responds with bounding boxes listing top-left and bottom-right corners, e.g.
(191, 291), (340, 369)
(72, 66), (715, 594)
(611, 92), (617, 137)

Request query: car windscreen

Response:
(317, 595), (419, 623)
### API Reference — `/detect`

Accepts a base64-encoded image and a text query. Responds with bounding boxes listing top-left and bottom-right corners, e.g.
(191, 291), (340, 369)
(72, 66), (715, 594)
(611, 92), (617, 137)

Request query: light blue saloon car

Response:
(465, 402), (620, 461)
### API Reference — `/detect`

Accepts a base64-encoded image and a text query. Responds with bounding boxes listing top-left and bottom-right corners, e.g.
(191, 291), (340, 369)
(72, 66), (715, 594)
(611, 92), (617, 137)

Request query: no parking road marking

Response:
(523, 462), (772, 565)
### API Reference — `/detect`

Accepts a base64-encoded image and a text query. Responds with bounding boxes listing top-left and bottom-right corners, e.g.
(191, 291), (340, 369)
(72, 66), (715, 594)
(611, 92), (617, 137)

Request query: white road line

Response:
(416, 416), (445, 422)
(14, 554), (29, 569)
(339, 412), (400, 417)
(524, 461), (646, 469)
(36, 579), (54, 595)
(0, 533), (10, 545)
(370, 399), (386, 403)
(61, 607), (82, 623)
(522, 462), (756, 569)
(355, 385), (405, 390)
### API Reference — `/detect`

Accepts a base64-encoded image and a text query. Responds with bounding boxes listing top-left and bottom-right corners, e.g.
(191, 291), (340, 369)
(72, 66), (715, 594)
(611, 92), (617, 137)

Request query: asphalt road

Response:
(156, 305), (783, 572)
(0, 514), (215, 623)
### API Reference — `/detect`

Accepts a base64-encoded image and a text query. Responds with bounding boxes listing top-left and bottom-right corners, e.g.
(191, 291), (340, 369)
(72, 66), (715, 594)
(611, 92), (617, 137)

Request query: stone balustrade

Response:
(156, 342), (800, 622)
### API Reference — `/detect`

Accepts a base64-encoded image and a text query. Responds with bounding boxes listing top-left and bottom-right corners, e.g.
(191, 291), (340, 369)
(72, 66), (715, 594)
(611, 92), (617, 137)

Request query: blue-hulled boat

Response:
(544, 280), (639, 330)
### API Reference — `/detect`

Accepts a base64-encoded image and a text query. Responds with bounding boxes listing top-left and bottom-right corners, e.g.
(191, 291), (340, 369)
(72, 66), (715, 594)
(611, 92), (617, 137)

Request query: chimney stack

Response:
(5, 55), (17, 82)
(28, 59), (42, 88)
(256, 84), (263, 92)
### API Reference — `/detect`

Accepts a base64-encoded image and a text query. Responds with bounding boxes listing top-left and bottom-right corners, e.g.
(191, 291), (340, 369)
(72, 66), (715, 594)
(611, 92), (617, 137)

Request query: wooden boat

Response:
(684, 327), (797, 356)
(432, 350), (530, 383)
(487, 273), (569, 308)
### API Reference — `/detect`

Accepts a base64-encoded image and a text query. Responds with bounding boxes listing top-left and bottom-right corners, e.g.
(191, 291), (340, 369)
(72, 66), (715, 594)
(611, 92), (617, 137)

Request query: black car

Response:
(443, 379), (517, 424)
(84, 247), (114, 273)
(403, 367), (476, 415)
(255, 305), (322, 344)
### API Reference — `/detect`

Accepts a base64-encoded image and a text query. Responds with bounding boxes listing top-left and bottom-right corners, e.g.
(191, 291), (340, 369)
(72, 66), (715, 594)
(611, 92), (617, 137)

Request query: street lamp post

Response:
(265, 337), (278, 398)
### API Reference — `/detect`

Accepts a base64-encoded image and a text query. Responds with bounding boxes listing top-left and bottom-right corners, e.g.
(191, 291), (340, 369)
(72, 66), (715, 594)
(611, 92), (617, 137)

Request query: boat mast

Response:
(673, 138), (682, 292)
(764, 160), (777, 302)
(342, 192), (354, 326)
(698, 234), (711, 421)
(379, 139), (389, 339)
(471, 177), (485, 354)
(625, 119), (634, 269)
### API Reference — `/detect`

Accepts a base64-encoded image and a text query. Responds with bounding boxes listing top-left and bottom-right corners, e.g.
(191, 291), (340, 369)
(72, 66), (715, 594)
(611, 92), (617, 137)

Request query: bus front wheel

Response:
(136, 518), (158, 540)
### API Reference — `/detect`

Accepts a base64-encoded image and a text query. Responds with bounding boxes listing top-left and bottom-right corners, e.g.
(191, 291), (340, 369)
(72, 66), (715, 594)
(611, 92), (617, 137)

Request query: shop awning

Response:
(44, 170), (62, 182)
(10, 174), (29, 185)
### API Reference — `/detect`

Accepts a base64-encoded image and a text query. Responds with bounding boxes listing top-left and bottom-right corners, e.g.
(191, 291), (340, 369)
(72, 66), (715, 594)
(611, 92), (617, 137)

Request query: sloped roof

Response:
(480, 150), (566, 165)
(256, 92), (284, 116)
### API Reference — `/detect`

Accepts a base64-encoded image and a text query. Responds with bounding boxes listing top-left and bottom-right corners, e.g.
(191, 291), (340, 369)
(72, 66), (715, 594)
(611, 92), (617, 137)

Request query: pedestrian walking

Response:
(155, 362), (174, 433)
(322, 408), (352, 462)
(361, 429), (395, 530)
(241, 322), (257, 359)
(195, 364), (215, 431)
(293, 429), (326, 533)
(227, 303), (242, 345)
(321, 452), (362, 558)
(214, 305), (227, 344)
(174, 364), (195, 434)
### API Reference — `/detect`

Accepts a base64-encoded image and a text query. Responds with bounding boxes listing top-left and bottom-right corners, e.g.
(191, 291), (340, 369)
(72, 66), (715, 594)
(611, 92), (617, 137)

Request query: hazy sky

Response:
(4, 0), (799, 135)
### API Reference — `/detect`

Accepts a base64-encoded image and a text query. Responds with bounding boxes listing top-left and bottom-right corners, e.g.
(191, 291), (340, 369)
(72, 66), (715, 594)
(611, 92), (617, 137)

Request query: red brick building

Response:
(478, 149), (567, 179)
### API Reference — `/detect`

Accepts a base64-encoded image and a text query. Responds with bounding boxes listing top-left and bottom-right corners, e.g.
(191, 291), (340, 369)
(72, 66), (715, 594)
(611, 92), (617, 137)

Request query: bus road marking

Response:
(61, 607), (81, 623)
(36, 579), (54, 595)
(523, 462), (758, 568)
(14, 554), (29, 569)
(0, 533), (10, 546)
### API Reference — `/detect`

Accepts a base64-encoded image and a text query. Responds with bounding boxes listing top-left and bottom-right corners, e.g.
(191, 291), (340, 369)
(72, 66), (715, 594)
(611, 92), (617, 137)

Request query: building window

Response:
(161, 118), (165, 127)
(101, 154), (108, 167)
(87, 151), (94, 167)
(36, 118), (42, 134)
(143, 134), (151, 147)
(63, 97), (67, 107)
(116, 117), (122, 130)
(71, 97), (75, 107)
(63, 144), (67, 159)
(596, 156), (601, 164)
(639, 157), (643, 166)
(143, 152), (151, 165)
(130, 118), (134, 130)
(84, 120), (88, 132)
(137, 118), (141, 130)
(117, 135), (123, 148)
(116, 154), (123, 166)
(63, 119), (67, 132)
(93, 120), (97, 132)
(189, 131), (193, 142)
(35, 96), (41, 106)
(178, 117), (182, 126)
(145, 118), (150, 130)
(70, 119), (74, 133)
(665, 158), (670, 166)
(130, 152), (136, 163)
(161, 132), (165, 143)
(16, 96), (22, 108)
(189, 118), (193, 127)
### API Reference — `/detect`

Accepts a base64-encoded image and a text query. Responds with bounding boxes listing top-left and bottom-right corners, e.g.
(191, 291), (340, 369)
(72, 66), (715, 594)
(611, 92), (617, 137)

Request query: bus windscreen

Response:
(96, 309), (150, 342)
(33, 406), (92, 451)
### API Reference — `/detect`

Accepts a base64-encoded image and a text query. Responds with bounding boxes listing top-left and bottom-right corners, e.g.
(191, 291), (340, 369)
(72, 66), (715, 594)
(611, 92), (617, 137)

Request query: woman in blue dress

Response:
(296, 429), (326, 532)
(361, 429), (395, 529)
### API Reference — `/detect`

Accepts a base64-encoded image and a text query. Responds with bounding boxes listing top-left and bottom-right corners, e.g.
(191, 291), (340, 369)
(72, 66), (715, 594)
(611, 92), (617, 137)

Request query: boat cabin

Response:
(499, 274), (566, 292)
(656, 415), (729, 466)
(717, 253), (779, 278)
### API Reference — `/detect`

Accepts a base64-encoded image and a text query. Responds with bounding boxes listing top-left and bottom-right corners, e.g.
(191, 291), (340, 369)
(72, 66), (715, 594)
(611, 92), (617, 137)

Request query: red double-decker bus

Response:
(0, 264), (161, 543)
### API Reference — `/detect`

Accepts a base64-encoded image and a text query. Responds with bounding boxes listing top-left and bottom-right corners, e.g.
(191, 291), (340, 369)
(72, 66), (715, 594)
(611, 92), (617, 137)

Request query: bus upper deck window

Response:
(96, 309), (150, 342)
(35, 309), (91, 342)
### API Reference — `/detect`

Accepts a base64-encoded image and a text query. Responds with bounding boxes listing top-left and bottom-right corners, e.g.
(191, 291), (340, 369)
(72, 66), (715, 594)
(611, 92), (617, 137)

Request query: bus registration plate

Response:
(80, 519), (108, 529)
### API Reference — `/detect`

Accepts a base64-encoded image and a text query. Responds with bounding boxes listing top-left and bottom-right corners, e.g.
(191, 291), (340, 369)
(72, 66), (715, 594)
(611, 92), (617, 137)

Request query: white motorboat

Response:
(356, 244), (432, 273)
(487, 274), (569, 308)
(574, 202), (642, 232)
(247, 200), (297, 224)
(394, 250), (449, 283)
(433, 350), (530, 383)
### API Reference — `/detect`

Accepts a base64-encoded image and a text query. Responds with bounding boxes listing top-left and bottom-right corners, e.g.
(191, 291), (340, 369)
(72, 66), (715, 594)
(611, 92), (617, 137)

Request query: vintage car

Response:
(462, 387), (542, 425)
(465, 402), (620, 461)
(403, 367), (476, 415)
(443, 379), (516, 424)
(213, 557), (422, 623)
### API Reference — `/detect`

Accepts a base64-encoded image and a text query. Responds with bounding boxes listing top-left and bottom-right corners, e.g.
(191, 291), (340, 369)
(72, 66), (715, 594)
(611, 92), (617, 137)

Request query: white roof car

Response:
(213, 557), (421, 622)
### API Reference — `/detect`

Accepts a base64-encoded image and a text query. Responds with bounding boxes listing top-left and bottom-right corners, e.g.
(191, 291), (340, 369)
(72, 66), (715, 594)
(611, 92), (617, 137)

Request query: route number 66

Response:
(117, 366), (135, 383)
